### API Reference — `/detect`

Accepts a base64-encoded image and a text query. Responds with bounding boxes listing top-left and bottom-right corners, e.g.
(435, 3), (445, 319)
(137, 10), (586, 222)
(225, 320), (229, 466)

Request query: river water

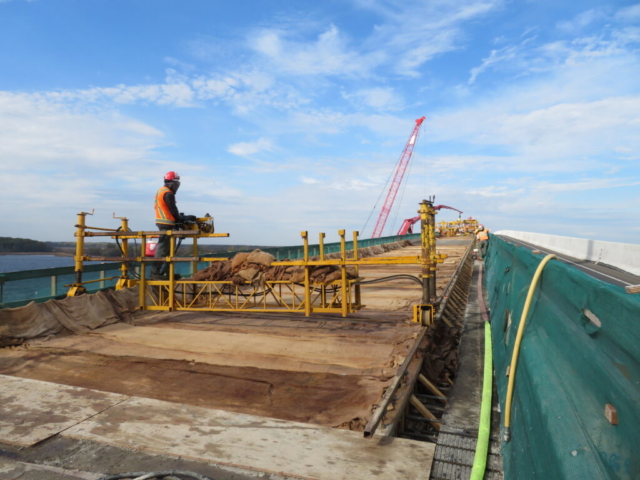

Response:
(0, 255), (115, 305)
(0, 255), (77, 272)
(0, 255), (199, 305)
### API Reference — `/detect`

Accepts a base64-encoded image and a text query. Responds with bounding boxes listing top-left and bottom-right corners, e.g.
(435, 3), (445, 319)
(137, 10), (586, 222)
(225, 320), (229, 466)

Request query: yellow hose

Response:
(503, 254), (556, 442)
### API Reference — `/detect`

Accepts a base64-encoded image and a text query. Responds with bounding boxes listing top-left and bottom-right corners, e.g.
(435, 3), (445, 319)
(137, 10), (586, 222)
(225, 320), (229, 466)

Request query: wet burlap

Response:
(191, 241), (412, 285)
(0, 313), (421, 428)
(0, 288), (139, 347)
(0, 240), (426, 429)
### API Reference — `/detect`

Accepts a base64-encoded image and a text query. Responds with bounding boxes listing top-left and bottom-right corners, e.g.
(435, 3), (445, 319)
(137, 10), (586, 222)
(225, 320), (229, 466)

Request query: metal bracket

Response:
(67, 285), (87, 297)
(413, 304), (434, 326)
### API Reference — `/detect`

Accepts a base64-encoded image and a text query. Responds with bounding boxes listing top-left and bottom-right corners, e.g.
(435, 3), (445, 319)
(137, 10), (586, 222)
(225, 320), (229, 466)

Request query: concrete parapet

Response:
(495, 230), (640, 276)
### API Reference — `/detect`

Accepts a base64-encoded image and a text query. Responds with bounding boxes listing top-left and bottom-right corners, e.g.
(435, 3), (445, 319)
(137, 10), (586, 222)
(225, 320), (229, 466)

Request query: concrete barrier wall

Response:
(494, 230), (640, 277)
(485, 236), (640, 479)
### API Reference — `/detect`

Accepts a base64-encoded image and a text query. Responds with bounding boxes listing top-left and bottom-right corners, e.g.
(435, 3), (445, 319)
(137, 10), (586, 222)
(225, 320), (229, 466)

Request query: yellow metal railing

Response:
(69, 201), (449, 323)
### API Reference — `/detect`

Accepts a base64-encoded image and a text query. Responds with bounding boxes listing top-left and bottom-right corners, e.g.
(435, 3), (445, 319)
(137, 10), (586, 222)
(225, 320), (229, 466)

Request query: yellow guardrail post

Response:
(302, 231), (311, 316)
(353, 231), (361, 308)
(192, 236), (198, 276)
(169, 233), (176, 310)
(428, 200), (437, 300)
(319, 233), (326, 307)
(68, 210), (93, 296)
(140, 234), (147, 310)
(420, 200), (431, 304)
(339, 229), (348, 316)
(113, 214), (130, 289)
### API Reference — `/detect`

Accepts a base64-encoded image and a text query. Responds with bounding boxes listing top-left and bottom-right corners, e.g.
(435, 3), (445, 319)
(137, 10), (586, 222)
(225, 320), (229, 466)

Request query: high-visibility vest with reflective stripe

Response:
(155, 186), (176, 225)
(477, 230), (489, 241)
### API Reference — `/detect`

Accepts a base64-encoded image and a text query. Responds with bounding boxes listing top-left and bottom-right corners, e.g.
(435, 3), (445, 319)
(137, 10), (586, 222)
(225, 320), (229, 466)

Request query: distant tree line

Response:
(0, 237), (52, 253)
(0, 237), (270, 256)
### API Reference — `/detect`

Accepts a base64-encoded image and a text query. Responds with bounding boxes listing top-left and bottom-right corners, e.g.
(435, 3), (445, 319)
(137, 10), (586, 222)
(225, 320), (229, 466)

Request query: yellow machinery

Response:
(436, 217), (478, 237)
(68, 200), (447, 325)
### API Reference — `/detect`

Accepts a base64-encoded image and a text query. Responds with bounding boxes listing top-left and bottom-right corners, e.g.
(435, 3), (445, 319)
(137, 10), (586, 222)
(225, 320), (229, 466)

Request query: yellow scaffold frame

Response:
(69, 200), (446, 325)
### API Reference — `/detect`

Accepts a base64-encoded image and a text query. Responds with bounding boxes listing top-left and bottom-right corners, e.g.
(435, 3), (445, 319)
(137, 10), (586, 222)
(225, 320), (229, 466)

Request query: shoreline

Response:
(0, 252), (74, 257)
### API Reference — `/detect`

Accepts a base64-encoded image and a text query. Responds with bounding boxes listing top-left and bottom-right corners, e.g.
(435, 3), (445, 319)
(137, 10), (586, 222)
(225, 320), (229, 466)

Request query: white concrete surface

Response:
(494, 231), (640, 277)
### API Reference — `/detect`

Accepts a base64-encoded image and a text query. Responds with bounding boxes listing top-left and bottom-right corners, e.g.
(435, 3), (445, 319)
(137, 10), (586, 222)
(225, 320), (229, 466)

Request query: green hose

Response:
(470, 321), (493, 480)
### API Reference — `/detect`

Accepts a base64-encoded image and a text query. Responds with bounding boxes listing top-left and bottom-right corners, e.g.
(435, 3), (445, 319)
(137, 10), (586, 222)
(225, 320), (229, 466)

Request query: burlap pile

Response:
(190, 240), (413, 285)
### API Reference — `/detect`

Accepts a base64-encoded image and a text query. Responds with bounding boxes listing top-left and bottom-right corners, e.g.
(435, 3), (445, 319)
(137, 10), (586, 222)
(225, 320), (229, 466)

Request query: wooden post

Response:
(418, 374), (447, 403)
(410, 395), (441, 431)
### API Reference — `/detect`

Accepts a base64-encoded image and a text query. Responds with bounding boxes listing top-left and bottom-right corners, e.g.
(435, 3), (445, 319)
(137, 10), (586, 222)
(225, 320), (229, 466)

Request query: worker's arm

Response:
(163, 191), (180, 221)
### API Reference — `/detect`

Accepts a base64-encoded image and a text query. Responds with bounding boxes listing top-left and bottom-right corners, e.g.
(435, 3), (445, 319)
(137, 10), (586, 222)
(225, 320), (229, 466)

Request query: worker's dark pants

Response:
(152, 225), (172, 276)
(479, 240), (488, 259)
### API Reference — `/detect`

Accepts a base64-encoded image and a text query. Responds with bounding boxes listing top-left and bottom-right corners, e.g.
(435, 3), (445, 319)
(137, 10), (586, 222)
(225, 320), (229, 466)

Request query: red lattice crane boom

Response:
(371, 116), (425, 238)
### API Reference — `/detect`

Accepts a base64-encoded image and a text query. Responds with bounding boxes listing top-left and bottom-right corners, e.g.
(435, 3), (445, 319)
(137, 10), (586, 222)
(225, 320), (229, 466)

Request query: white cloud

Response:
(468, 16), (640, 85)
(329, 178), (377, 190)
(614, 3), (640, 23)
(427, 95), (640, 168)
(557, 8), (608, 33)
(227, 138), (274, 156)
(468, 42), (527, 84)
(0, 92), (165, 167)
(347, 87), (404, 110)
(532, 178), (640, 193)
(301, 176), (320, 184)
(249, 25), (379, 77)
(287, 110), (409, 136)
(467, 185), (524, 197)
(357, 0), (503, 76)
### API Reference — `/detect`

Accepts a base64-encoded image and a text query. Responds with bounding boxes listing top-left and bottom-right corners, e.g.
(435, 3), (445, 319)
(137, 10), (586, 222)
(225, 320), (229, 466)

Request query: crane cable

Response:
(388, 141), (417, 236)
(361, 146), (405, 237)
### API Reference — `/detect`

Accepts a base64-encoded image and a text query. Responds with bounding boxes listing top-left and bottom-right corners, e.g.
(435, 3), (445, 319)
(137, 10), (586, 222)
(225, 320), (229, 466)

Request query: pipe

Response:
(503, 254), (556, 442)
(364, 326), (428, 438)
(469, 262), (493, 479)
(470, 322), (493, 479)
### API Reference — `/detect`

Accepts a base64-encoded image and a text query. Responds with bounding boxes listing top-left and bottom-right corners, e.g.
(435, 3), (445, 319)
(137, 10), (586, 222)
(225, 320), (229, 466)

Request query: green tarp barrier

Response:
(484, 235), (640, 480)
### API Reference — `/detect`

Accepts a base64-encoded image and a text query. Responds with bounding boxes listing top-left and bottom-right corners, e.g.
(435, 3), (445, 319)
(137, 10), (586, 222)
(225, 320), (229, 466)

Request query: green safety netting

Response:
(484, 234), (640, 480)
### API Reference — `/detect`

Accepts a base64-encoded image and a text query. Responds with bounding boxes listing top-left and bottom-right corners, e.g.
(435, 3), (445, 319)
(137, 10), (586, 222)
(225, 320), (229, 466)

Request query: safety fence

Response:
(484, 234), (640, 480)
(0, 234), (420, 309)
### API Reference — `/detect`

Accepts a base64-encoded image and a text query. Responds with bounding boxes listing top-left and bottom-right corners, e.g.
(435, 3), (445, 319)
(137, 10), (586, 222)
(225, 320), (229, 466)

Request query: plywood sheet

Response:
(64, 396), (434, 480)
(0, 375), (127, 446)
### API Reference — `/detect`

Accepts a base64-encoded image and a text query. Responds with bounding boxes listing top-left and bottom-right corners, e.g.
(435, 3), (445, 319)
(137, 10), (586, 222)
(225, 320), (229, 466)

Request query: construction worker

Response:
(152, 171), (182, 280)
(475, 225), (490, 260)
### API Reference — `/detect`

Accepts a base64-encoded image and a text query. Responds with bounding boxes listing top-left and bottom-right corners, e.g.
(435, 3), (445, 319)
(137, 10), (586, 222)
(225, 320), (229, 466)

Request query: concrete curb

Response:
(494, 230), (640, 276)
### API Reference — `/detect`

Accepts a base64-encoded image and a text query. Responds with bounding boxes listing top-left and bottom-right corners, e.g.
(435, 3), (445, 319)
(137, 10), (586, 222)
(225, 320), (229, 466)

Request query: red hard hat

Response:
(164, 171), (180, 181)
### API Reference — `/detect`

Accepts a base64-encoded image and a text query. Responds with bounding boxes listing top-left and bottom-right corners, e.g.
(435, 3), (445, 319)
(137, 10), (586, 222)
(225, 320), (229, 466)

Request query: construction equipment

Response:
(397, 205), (463, 235)
(68, 200), (447, 325)
(145, 214), (214, 257)
(177, 214), (214, 233)
(371, 116), (425, 238)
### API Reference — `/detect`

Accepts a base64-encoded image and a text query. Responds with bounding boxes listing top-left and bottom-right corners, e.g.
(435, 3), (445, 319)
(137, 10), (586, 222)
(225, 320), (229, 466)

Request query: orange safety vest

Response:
(477, 230), (489, 241)
(154, 186), (176, 225)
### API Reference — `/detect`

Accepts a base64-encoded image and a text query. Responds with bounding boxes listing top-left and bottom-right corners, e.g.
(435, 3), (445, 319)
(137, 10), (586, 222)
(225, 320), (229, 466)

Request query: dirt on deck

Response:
(0, 239), (471, 432)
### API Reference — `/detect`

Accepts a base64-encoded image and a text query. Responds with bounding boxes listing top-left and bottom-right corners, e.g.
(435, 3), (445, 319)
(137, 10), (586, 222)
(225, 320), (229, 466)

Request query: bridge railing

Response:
(0, 234), (420, 309)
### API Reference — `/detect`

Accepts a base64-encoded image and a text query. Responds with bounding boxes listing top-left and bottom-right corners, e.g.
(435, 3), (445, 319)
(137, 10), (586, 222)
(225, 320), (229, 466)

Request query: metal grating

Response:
(431, 429), (503, 480)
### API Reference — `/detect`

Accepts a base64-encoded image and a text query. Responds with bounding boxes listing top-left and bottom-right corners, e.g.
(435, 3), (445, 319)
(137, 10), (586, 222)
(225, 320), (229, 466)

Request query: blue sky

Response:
(1, 0), (639, 245)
